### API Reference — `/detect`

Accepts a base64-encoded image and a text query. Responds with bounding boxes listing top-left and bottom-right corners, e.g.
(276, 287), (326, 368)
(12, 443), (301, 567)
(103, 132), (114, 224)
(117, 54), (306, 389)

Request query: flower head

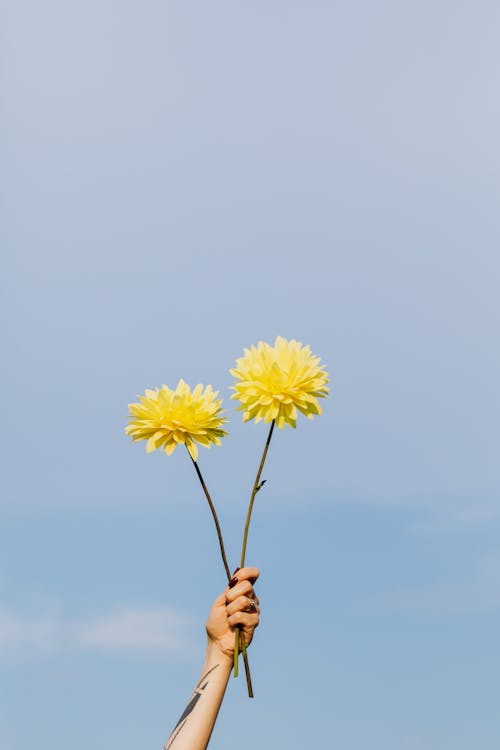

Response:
(125, 379), (228, 461)
(230, 336), (329, 429)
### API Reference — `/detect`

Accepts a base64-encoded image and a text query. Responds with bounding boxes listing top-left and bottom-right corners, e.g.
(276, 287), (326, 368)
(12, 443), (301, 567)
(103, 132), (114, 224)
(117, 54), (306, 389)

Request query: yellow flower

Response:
(230, 336), (329, 429)
(125, 379), (228, 461)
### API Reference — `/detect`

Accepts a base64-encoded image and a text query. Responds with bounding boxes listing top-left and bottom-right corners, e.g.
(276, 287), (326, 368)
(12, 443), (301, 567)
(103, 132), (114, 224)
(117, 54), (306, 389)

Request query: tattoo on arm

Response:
(164, 664), (220, 749)
(195, 664), (219, 690)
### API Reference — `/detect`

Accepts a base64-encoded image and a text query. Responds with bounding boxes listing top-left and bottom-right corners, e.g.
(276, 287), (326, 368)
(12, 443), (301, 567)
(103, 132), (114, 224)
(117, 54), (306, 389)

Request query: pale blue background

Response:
(1, 2), (499, 749)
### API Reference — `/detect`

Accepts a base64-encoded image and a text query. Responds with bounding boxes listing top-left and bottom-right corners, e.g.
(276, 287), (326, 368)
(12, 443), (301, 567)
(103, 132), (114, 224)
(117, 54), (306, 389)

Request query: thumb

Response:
(212, 590), (227, 608)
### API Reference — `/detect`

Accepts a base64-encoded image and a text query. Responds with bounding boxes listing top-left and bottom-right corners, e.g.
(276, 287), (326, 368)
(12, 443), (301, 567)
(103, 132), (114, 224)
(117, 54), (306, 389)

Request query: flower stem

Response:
(188, 449), (254, 697)
(240, 420), (275, 568)
(188, 450), (232, 583)
(233, 420), (276, 686)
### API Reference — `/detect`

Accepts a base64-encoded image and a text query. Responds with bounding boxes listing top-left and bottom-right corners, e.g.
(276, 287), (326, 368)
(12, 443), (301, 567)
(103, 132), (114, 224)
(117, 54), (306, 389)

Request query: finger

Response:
(226, 579), (254, 602)
(228, 611), (259, 630)
(236, 566), (260, 584)
(226, 595), (260, 617)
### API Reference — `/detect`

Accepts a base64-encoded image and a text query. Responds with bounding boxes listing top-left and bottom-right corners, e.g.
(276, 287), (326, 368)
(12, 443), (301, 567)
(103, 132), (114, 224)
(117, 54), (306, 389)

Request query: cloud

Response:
(71, 607), (191, 653)
(0, 605), (193, 663)
(385, 553), (500, 616)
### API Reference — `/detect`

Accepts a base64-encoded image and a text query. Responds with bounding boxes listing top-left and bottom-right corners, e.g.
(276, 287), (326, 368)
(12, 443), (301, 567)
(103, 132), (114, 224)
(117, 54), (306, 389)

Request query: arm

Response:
(164, 566), (260, 750)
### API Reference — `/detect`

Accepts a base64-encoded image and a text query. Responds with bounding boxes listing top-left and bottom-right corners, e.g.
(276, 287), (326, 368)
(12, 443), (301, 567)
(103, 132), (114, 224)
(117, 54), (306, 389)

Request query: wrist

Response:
(205, 638), (233, 671)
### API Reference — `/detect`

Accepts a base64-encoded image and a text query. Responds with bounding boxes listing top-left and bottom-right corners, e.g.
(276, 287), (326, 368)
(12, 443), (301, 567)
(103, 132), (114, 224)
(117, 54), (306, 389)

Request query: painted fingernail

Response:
(233, 567), (240, 575)
(229, 576), (238, 588)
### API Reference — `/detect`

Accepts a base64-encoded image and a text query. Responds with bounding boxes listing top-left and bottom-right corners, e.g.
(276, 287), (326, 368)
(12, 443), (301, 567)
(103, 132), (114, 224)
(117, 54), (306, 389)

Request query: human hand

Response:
(205, 566), (260, 662)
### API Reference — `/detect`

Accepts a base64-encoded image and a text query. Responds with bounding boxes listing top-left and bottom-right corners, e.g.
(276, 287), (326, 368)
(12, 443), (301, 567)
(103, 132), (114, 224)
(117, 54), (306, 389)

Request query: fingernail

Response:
(233, 567), (240, 575)
(229, 576), (238, 588)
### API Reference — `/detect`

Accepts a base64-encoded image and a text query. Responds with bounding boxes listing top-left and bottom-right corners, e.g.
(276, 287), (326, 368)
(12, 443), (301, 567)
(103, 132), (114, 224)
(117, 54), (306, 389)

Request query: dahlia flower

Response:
(230, 336), (329, 428)
(125, 379), (228, 461)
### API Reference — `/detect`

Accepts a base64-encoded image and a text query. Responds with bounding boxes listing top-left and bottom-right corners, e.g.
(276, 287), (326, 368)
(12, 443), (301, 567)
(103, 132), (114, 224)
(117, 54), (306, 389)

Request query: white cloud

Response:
(71, 607), (191, 653)
(0, 605), (193, 663)
(386, 552), (500, 616)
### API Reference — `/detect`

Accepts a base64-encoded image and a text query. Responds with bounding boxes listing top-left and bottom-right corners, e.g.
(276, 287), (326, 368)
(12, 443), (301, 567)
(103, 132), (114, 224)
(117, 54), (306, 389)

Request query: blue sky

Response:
(1, 1), (499, 748)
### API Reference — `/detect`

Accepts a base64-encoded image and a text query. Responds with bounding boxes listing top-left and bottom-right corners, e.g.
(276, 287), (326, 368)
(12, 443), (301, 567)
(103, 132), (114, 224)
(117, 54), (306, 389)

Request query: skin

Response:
(164, 566), (260, 750)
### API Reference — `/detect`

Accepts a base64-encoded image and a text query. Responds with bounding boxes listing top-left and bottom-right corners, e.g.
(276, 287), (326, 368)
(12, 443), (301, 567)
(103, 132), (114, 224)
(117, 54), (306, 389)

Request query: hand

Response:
(205, 566), (260, 661)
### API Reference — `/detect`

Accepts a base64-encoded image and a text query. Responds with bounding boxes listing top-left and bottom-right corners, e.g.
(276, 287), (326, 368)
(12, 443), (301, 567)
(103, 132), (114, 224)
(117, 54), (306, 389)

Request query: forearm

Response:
(164, 642), (232, 750)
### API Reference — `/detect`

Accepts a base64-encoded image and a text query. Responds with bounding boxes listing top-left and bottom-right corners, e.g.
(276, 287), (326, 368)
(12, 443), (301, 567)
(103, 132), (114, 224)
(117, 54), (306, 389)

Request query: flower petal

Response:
(230, 337), (329, 429)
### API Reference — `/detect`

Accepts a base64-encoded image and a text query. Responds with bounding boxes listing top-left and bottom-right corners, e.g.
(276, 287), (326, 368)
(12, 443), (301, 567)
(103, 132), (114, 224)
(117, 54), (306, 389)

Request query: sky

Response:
(1, 1), (499, 748)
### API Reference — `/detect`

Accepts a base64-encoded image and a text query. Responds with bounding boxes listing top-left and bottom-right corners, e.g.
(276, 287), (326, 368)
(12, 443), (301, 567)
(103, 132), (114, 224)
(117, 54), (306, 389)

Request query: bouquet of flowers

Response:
(125, 336), (329, 697)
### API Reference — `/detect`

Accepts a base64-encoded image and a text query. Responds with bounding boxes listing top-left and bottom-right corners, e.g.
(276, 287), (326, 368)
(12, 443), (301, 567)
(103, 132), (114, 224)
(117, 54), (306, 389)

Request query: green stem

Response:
(233, 631), (253, 696)
(233, 631), (239, 676)
(188, 448), (254, 696)
(240, 420), (275, 568)
(240, 632), (253, 697)
(233, 420), (276, 688)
